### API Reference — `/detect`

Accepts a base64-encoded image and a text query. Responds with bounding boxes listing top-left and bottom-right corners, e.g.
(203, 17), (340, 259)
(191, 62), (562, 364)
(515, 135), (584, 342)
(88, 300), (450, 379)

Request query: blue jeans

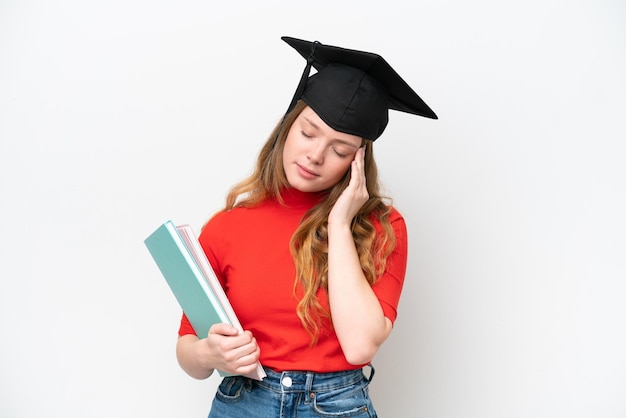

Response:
(208, 366), (377, 417)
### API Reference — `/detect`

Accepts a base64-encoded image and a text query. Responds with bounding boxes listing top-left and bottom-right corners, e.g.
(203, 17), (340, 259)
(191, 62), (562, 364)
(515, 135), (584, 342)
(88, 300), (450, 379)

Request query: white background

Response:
(1, 1), (625, 417)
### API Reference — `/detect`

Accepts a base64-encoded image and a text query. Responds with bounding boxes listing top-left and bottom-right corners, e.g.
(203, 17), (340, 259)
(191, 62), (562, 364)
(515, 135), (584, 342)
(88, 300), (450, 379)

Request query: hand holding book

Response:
(144, 221), (266, 381)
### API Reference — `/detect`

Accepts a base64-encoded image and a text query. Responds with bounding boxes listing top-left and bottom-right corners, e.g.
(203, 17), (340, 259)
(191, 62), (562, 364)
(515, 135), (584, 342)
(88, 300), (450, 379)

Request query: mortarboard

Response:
(282, 36), (437, 141)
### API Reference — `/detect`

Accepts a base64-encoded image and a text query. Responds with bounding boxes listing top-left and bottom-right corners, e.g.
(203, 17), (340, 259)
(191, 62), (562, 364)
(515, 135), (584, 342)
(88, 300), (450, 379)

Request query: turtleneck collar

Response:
(279, 187), (327, 209)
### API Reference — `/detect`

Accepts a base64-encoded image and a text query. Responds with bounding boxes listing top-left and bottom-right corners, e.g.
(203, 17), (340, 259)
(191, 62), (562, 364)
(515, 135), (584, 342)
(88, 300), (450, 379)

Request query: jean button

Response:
(281, 376), (293, 387)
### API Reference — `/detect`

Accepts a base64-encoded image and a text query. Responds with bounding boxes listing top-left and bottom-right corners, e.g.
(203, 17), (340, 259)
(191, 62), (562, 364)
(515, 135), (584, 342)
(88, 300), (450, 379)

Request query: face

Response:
(282, 106), (362, 193)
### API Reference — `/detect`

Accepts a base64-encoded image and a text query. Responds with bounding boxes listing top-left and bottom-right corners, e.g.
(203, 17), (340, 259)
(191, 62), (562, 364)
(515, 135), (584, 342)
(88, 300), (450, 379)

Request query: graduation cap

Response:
(282, 36), (437, 141)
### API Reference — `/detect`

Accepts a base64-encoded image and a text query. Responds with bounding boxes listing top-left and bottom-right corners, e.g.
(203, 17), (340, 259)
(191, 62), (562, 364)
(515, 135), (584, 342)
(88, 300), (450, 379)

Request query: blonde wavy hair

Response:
(217, 100), (396, 344)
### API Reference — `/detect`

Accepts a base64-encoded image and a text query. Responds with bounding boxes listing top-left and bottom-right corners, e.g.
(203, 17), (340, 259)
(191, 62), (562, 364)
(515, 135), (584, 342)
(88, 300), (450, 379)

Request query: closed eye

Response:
(331, 147), (349, 158)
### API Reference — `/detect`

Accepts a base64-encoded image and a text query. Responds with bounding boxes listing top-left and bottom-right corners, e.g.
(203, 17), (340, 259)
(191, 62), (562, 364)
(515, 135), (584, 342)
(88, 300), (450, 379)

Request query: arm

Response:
(176, 323), (261, 380)
(327, 147), (393, 365)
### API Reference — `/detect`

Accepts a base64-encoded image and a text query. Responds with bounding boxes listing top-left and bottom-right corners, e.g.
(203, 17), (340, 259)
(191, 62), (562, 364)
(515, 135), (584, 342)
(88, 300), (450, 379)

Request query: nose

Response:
(307, 142), (325, 165)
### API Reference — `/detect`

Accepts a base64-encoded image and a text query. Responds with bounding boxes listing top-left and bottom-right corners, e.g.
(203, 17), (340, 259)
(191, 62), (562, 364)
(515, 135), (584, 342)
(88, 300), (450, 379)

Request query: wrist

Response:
(327, 221), (352, 233)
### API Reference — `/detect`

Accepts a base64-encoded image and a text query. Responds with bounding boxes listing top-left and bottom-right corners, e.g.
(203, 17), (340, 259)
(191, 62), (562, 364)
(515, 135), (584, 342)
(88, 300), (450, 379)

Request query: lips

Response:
(296, 163), (320, 179)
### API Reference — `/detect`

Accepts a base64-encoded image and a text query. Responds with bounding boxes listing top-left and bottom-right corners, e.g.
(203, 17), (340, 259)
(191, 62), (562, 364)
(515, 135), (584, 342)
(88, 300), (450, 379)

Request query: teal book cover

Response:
(144, 221), (230, 339)
(144, 221), (265, 380)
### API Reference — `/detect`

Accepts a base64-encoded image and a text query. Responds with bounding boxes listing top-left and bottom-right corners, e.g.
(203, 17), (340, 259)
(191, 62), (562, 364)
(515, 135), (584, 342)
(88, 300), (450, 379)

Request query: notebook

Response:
(144, 220), (266, 380)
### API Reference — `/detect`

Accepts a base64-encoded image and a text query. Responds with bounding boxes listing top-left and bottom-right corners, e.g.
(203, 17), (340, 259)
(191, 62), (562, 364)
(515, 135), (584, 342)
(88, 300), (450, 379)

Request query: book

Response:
(176, 224), (245, 334)
(144, 220), (266, 381)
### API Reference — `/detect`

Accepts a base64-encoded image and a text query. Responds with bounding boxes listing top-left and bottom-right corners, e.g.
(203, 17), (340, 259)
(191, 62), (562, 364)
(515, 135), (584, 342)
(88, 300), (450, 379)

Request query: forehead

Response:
(298, 107), (362, 146)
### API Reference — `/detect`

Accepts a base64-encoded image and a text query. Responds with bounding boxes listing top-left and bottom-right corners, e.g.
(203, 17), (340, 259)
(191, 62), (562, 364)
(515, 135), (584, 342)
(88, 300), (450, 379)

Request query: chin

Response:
(290, 183), (317, 193)
(287, 179), (322, 193)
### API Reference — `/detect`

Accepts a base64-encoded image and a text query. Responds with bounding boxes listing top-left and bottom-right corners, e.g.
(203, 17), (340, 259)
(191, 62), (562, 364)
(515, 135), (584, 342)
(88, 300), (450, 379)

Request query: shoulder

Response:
(201, 201), (278, 236)
(387, 206), (404, 223)
(202, 206), (253, 233)
(387, 206), (407, 238)
(198, 207), (255, 255)
(370, 205), (405, 227)
(368, 205), (407, 239)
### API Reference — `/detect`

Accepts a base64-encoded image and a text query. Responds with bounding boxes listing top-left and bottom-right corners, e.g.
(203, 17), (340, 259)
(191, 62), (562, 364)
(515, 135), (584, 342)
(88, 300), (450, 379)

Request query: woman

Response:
(176, 36), (437, 417)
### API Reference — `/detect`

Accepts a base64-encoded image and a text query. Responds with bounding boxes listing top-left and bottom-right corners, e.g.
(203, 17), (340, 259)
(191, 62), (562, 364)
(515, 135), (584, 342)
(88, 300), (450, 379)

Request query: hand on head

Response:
(328, 146), (369, 227)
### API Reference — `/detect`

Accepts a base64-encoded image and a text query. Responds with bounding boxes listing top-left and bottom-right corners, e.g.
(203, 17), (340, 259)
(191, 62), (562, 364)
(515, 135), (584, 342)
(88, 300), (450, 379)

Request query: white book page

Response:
(176, 224), (244, 332)
(176, 224), (266, 380)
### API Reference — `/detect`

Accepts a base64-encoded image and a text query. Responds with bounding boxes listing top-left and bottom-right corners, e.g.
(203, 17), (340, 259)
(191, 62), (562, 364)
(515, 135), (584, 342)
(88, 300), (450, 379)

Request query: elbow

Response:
(340, 318), (393, 365)
(186, 368), (214, 380)
(176, 335), (214, 380)
(342, 343), (380, 366)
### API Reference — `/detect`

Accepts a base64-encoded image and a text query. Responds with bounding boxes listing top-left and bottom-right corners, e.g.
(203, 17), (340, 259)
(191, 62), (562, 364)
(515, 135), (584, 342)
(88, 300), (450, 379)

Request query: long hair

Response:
(220, 100), (396, 343)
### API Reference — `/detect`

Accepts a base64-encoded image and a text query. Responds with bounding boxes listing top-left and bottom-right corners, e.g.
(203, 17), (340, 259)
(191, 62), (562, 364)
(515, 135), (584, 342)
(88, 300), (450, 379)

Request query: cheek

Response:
(327, 160), (352, 181)
(282, 134), (300, 159)
(282, 137), (295, 164)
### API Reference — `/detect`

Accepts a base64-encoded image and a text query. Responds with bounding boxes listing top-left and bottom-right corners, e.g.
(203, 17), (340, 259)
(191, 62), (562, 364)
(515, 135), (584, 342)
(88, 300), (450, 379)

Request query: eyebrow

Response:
(302, 116), (360, 149)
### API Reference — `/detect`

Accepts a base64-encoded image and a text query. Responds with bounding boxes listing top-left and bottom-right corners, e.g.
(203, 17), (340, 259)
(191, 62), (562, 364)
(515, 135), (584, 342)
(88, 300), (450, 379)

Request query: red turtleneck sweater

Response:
(178, 189), (408, 372)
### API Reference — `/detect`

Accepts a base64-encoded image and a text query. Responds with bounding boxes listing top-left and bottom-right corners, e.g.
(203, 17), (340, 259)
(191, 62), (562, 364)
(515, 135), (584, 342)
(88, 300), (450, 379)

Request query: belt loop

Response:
(363, 364), (375, 382)
(305, 371), (314, 393)
(304, 371), (315, 404)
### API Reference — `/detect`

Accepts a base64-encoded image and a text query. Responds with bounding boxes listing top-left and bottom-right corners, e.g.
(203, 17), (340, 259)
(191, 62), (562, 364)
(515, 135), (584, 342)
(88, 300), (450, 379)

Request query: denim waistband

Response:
(253, 366), (374, 394)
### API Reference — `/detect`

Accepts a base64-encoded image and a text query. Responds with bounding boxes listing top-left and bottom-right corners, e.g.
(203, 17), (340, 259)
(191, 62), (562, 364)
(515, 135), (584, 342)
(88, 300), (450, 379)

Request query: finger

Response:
(349, 152), (361, 178)
(357, 146), (365, 162)
(222, 339), (260, 371)
(353, 148), (364, 173)
(232, 348), (261, 375)
(354, 149), (368, 200)
(223, 340), (256, 361)
(351, 149), (366, 187)
(232, 339), (259, 362)
(216, 331), (255, 353)
(234, 347), (261, 372)
(209, 323), (239, 337)
(346, 164), (361, 196)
